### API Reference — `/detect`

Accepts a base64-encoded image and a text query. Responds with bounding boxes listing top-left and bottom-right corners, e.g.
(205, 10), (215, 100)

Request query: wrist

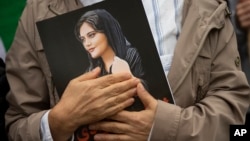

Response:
(48, 105), (77, 141)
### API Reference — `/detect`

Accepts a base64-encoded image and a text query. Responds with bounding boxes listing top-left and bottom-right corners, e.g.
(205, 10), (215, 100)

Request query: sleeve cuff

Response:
(40, 110), (53, 141)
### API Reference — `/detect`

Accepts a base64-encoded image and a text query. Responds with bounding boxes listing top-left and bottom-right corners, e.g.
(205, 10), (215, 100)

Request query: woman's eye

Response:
(80, 37), (84, 42)
(88, 32), (96, 38)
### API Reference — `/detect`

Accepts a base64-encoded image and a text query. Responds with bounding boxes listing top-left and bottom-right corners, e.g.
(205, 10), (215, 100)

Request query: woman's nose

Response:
(84, 40), (91, 47)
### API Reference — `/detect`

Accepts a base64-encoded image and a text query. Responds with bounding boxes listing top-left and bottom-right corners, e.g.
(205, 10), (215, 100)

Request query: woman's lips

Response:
(88, 48), (95, 53)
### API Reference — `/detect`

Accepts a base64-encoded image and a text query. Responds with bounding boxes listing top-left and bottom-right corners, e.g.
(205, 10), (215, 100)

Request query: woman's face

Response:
(79, 22), (111, 59)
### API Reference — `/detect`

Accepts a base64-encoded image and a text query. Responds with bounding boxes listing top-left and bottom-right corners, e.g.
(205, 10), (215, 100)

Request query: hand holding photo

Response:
(37, 0), (174, 140)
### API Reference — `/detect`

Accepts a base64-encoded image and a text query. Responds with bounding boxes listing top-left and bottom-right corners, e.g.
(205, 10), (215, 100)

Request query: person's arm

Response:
(151, 7), (250, 141)
(5, 1), (53, 140)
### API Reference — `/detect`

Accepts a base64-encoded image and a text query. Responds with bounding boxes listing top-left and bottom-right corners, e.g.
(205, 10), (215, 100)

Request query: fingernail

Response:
(133, 78), (140, 83)
(128, 97), (135, 103)
(138, 83), (145, 90)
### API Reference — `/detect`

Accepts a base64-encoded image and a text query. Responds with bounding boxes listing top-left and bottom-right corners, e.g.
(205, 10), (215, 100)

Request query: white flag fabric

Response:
(0, 37), (6, 61)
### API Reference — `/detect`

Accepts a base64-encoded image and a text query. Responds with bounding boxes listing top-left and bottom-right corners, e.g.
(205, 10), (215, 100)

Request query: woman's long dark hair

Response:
(75, 9), (130, 73)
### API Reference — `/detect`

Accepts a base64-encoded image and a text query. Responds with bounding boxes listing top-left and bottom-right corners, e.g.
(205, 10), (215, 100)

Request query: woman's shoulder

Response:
(127, 47), (138, 54)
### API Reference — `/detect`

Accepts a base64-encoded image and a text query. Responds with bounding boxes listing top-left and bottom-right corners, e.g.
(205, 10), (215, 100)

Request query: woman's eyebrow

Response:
(79, 30), (95, 39)
(87, 30), (96, 36)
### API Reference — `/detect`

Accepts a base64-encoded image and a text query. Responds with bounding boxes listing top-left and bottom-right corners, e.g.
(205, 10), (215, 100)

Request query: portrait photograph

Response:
(37, 0), (174, 106)
(37, 0), (174, 140)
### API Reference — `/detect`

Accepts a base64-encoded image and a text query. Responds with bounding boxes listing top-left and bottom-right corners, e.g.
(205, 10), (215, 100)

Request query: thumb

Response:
(137, 83), (157, 109)
(76, 67), (101, 81)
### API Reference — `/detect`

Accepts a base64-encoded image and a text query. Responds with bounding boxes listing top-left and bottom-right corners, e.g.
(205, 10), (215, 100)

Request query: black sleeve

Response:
(125, 48), (148, 90)
(0, 58), (9, 141)
(125, 48), (145, 78)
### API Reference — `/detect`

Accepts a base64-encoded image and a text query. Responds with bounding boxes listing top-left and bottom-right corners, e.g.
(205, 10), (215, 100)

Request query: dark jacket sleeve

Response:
(5, 1), (50, 140)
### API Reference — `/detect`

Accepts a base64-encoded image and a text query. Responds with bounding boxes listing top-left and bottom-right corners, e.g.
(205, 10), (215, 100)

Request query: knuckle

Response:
(116, 104), (123, 111)
(122, 80), (135, 89)
(114, 97), (119, 104)
(126, 88), (136, 97)
(132, 114), (140, 123)
(105, 75), (116, 84)
(109, 123), (119, 133)
(112, 86), (120, 94)
(86, 83), (93, 90)
(83, 81), (95, 91)
(93, 103), (103, 110)
(68, 79), (76, 86)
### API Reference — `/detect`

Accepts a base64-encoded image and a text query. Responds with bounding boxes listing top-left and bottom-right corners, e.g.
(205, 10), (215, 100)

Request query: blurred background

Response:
(0, 0), (26, 61)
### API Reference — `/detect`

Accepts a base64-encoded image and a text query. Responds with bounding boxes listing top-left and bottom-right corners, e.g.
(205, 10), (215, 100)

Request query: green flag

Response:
(0, 0), (26, 51)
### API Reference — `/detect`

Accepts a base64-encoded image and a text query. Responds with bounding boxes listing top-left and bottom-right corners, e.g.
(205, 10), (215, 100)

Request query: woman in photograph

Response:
(74, 9), (148, 140)
(75, 9), (146, 81)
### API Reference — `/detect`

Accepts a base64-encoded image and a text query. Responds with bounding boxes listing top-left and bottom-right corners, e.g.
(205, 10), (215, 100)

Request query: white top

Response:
(143, 0), (184, 75)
